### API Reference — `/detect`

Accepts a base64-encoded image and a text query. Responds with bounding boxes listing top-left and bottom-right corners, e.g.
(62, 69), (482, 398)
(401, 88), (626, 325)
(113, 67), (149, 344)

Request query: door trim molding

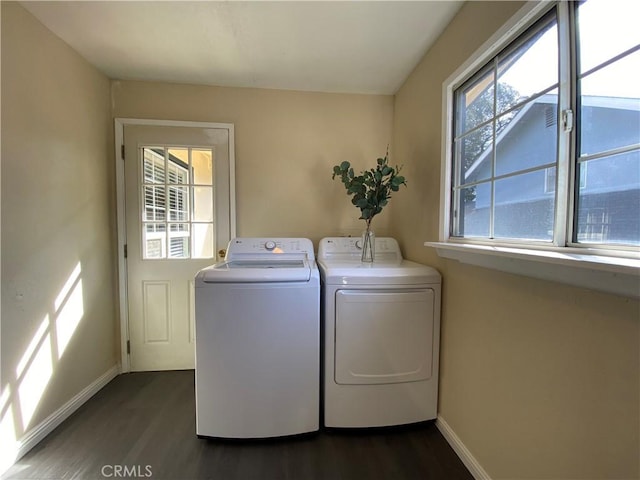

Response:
(114, 118), (236, 372)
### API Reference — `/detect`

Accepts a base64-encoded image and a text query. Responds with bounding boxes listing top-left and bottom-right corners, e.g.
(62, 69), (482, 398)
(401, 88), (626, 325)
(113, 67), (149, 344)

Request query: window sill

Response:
(425, 242), (640, 299)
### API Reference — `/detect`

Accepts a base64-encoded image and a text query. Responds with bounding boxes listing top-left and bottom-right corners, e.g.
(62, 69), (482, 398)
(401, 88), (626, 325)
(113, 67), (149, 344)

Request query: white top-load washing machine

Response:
(318, 237), (441, 428)
(194, 238), (320, 439)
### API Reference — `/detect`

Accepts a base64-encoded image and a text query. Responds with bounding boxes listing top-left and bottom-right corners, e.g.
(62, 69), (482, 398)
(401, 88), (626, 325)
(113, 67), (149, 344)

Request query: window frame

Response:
(449, 3), (571, 248)
(140, 145), (215, 260)
(432, 0), (639, 298)
(438, 0), (638, 257)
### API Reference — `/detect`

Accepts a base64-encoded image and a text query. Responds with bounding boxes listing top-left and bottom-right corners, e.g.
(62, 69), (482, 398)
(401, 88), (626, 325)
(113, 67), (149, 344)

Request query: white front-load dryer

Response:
(318, 237), (441, 428)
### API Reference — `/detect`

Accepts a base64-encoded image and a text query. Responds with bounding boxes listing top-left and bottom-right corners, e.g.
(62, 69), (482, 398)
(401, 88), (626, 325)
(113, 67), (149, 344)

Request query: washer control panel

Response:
(226, 238), (315, 260)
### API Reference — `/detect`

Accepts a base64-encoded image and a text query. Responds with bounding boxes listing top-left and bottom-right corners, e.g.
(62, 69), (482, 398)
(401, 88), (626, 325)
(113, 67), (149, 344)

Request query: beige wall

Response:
(112, 81), (394, 244)
(1, 0), (117, 456)
(392, 2), (640, 479)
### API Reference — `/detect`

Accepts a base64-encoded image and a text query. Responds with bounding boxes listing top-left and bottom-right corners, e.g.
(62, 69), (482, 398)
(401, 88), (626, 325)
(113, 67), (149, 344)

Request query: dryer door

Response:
(334, 289), (434, 385)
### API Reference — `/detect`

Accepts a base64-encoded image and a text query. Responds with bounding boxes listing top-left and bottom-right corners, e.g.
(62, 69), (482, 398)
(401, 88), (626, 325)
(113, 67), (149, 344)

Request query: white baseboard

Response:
(436, 415), (492, 480)
(16, 365), (120, 462)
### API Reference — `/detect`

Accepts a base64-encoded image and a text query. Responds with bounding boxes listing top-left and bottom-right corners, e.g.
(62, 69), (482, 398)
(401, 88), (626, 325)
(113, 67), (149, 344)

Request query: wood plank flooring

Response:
(3, 371), (473, 480)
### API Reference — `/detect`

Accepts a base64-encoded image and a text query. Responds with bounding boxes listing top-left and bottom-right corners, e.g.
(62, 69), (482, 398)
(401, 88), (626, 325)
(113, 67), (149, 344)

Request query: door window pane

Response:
(193, 186), (213, 222)
(169, 224), (190, 258)
(167, 148), (189, 185)
(140, 146), (216, 259)
(192, 223), (214, 259)
(144, 223), (166, 259)
(143, 148), (165, 183)
(193, 149), (213, 185)
(168, 186), (189, 221)
(143, 186), (166, 221)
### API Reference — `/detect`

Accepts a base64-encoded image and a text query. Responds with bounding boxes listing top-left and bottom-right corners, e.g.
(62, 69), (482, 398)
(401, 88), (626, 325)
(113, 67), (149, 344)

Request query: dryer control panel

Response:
(318, 237), (402, 261)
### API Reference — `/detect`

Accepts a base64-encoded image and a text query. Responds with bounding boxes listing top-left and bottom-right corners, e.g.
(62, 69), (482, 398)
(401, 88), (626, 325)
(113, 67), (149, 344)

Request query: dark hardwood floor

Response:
(4, 371), (473, 480)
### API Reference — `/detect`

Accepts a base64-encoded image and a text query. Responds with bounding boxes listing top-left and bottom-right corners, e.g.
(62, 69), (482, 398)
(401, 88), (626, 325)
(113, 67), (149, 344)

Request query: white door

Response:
(123, 124), (234, 371)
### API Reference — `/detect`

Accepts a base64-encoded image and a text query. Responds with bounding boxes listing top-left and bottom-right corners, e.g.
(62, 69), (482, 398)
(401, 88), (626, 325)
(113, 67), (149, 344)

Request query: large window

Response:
(449, 0), (639, 251)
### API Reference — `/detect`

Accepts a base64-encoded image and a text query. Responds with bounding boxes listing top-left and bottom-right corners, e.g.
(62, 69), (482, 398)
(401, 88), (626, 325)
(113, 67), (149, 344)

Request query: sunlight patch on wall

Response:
(0, 387), (19, 474)
(1, 262), (86, 474)
(55, 264), (84, 357)
(15, 316), (50, 380)
(17, 325), (53, 429)
(55, 263), (81, 311)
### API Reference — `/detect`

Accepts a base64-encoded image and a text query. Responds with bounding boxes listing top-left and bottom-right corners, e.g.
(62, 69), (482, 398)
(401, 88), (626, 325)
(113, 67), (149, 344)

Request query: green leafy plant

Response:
(331, 148), (407, 231)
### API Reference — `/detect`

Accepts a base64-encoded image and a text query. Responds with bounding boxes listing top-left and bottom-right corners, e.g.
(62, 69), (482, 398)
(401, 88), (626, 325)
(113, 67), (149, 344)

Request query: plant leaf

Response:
(391, 175), (405, 186)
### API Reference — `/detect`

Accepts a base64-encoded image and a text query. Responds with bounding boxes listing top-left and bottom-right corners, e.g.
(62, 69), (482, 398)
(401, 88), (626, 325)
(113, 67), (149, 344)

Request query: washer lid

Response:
(318, 259), (441, 285)
(197, 257), (312, 283)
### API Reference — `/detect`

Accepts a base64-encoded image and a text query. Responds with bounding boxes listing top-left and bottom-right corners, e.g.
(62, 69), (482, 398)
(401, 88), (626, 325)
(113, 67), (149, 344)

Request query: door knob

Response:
(218, 249), (226, 258)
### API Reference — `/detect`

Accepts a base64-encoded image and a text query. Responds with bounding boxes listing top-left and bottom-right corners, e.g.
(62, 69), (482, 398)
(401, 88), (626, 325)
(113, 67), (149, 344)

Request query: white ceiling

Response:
(21, 1), (463, 95)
